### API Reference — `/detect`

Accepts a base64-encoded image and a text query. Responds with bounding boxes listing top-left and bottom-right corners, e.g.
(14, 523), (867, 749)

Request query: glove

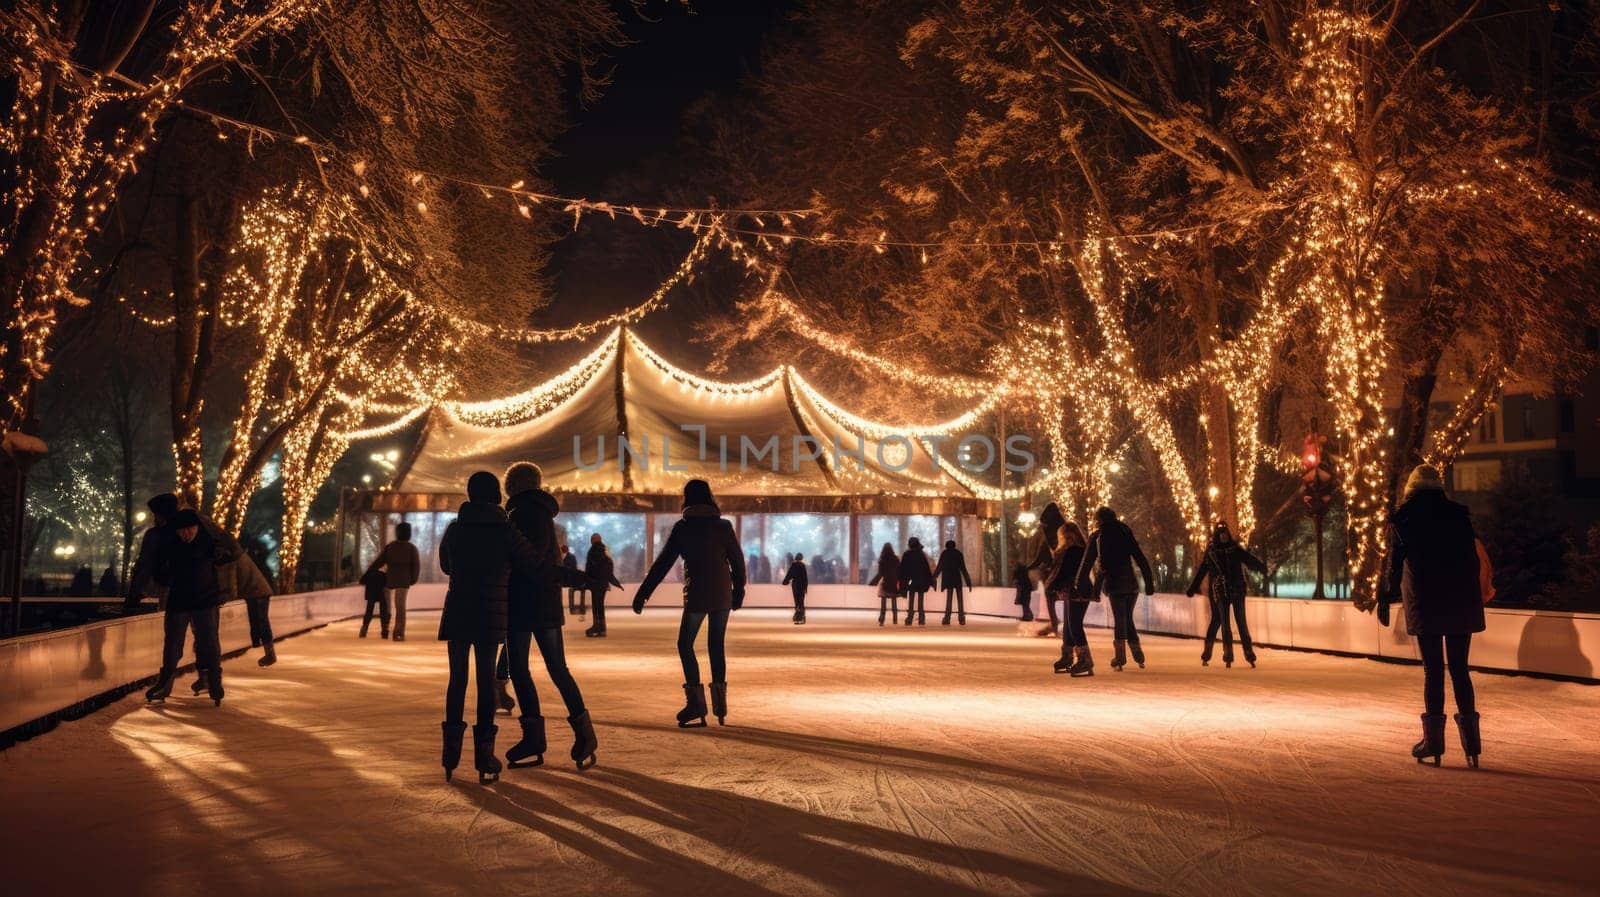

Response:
(731, 586), (745, 610)
(632, 595), (645, 615)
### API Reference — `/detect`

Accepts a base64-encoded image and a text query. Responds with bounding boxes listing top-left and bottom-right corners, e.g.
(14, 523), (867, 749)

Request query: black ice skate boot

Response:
(472, 724), (501, 784)
(1455, 712), (1482, 768)
(1412, 713), (1447, 766)
(506, 715), (546, 769)
(1129, 640), (1145, 669)
(441, 721), (467, 781)
(710, 682), (728, 726)
(1111, 639), (1127, 672)
(258, 642), (277, 667)
(190, 669), (208, 695)
(677, 683), (709, 728)
(569, 710), (598, 770)
(145, 667), (176, 703)
(495, 678), (515, 714)
(206, 667), (224, 706)
(1053, 648), (1077, 674)
(1069, 646), (1095, 677)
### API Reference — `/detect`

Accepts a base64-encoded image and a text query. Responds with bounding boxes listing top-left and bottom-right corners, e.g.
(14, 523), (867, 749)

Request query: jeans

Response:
(941, 585), (965, 620)
(360, 593), (391, 636)
(905, 589), (926, 622)
(1044, 591), (1060, 629)
(678, 609), (730, 685)
(569, 587), (587, 615)
(162, 606), (221, 670)
(791, 585), (806, 613)
(1203, 598), (1255, 662)
(1060, 600), (1090, 648)
(390, 587), (409, 639)
(590, 589), (606, 629)
(879, 592), (899, 623)
(445, 639), (499, 728)
(245, 596), (273, 647)
(1109, 593), (1141, 643)
(1417, 633), (1475, 716)
(498, 629), (586, 718)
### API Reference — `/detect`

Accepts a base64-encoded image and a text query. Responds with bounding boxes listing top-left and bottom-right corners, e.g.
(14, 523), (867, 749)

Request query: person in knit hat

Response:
(1381, 463), (1487, 768)
(124, 492), (181, 613)
(632, 479), (746, 727)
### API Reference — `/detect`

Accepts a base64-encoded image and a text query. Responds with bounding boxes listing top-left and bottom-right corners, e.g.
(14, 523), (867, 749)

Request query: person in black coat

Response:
(97, 566), (119, 597)
(583, 534), (624, 638)
(1380, 464), (1487, 767)
(934, 540), (973, 625)
(1048, 522), (1092, 675)
(562, 544), (584, 618)
(898, 537), (934, 626)
(1186, 521), (1268, 668)
(126, 493), (180, 613)
(143, 508), (240, 706)
(1012, 562), (1033, 621)
(1076, 506), (1155, 672)
(492, 463), (597, 771)
(633, 479), (746, 727)
(868, 543), (901, 626)
(1026, 502), (1067, 635)
(782, 553), (808, 624)
(437, 470), (545, 784)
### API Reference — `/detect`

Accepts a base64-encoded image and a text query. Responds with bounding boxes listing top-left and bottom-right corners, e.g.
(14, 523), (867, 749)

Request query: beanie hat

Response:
(396, 522), (412, 541)
(682, 478), (715, 508)
(467, 470), (502, 505)
(147, 493), (180, 519)
(503, 461), (543, 497)
(1404, 464), (1445, 496)
(173, 509), (202, 529)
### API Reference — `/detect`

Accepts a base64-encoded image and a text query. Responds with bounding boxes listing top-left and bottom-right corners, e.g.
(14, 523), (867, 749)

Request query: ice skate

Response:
(190, 670), (208, 695)
(569, 710), (598, 769)
(472, 724), (501, 784)
(1111, 639), (1127, 672)
(495, 678), (515, 714)
(796, 609), (806, 624)
(710, 682), (728, 726)
(258, 642), (277, 667)
(584, 624), (606, 638)
(1412, 713), (1446, 766)
(206, 667), (224, 706)
(941, 615), (951, 626)
(958, 614), (966, 625)
(1069, 646), (1095, 677)
(441, 721), (467, 781)
(505, 715), (546, 769)
(145, 667), (175, 703)
(1129, 640), (1145, 669)
(1053, 648), (1076, 675)
(1455, 712), (1481, 768)
(677, 683), (709, 728)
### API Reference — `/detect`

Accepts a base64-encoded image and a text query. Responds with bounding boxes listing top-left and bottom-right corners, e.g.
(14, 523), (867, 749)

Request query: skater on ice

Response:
(366, 521), (421, 642)
(868, 542), (901, 626)
(934, 539), (972, 625)
(898, 536), (934, 626)
(633, 478), (746, 728)
(1076, 507), (1155, 672)
(1026, 502), (1067, 636)
(583, 532), (624, 638)
(144, 507), (241, 706)
(1379, 463), (1488, 768)
(1047, 521), (1092, 676)
(1186, 521), (1267, 668)
(782, 552), (808, 624)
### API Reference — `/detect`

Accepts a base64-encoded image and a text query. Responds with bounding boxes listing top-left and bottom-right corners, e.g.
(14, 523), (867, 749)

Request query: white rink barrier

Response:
(4, 582), (1596, 735)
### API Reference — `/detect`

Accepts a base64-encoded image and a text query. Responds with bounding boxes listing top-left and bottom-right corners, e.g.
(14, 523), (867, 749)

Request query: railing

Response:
(4, 583), (1595, 740)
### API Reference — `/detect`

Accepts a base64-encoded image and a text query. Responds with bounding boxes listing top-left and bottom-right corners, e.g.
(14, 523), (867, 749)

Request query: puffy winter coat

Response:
(220, 554), (273, 603)
(1076, 522), (1155, 598)
(1384, 490), (1486, 637)
(585, 545), (623, 594)
(899, 546), (934, 591)
(506, 488), (563, 632)
(369, 539), (421, 589)
(1046, 543), (1087, 602)
(782, 560), (808, 593)
(155, 526), (237, 612)
(126, 525), (170, 605)
(934, 548), (973, 591)
(636, 503), (746, 612)
(1186, 542), (1266, 605)
(437, 501), (543, 643)
(869, 554), (901, 598)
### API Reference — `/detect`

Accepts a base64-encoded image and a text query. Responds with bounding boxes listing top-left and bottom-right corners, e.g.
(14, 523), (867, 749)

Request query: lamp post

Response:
(1300, 420), (1336, 600)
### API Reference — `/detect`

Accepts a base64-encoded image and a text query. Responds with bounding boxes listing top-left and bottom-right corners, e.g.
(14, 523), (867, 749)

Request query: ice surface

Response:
(1, 610), (1596, 897)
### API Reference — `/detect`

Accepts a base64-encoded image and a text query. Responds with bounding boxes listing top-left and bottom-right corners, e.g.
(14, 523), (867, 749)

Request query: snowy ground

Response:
(1, 610), (1596, 897)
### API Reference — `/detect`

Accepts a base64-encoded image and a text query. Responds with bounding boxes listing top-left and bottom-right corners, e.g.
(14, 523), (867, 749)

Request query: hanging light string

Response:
(436, 328), (622, 428)
(626, 328), (784, 395)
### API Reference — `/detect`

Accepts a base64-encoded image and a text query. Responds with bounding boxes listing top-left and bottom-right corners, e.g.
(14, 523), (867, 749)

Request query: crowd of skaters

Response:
(120, 461), (1489, 781)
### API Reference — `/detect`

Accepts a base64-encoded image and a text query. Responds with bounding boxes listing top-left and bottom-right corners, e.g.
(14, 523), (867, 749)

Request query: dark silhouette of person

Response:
(68, 565), (93, 597)
(437, 470), (544, 784)
(365, 521), (420, 641)
(1012, 561), (1033, 621)
(1047, 522), (1091, 675)
(899, 537), (934, 626)
(1379, 464), (1487, 768)
(97, 565), (118, 597)
(496, 462), (598, 771)
(934, 540), (973, 625)
(583, 534), (624, 638)
(1186, 521), (1267, 668)
(144, 507), (240, 706)
(782, 553), (808, 624)
(359, 561), (390, 637)
(562, 543), (583, 617)
(868, 543), (901, 626)
(1026, 502), (1067, 635)
(1075, 506), (1155, 672)
(633, 479), (746, 727)
(126, 495), (179, 613)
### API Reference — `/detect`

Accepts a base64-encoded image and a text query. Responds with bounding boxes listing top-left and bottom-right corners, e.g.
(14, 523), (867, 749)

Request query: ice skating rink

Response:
(1, 610), (1596, 897)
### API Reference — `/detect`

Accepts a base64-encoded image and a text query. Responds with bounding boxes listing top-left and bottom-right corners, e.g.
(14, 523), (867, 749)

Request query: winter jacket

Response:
(1046, 544), (1087, 602)
(585, 544), (623, 594)
(1076, 521), (1155, 598)
(1186, 541), (1265, 605)
(782, 560), (808, 593)
(934, 548), (973, 591)
(868, 554), (901, 597)
(220, 554), (273, 603)
(437, 501), (543, 643)
(899, 546), (934, 591)
(154, 525), (238, 612)
(126, 525), (170, 605)
(1383, 490), (1486, 637)
(360, 566), (386, 604)
(506, 488), (563, 632)
(368, 539), (421, 589)
(636, 504), (747, 612)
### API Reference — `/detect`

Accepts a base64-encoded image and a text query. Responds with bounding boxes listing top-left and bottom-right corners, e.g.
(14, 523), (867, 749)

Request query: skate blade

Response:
(507, 755), (545, 769)
(575, 752), (597, 770)
(678, 718), (707, 729)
